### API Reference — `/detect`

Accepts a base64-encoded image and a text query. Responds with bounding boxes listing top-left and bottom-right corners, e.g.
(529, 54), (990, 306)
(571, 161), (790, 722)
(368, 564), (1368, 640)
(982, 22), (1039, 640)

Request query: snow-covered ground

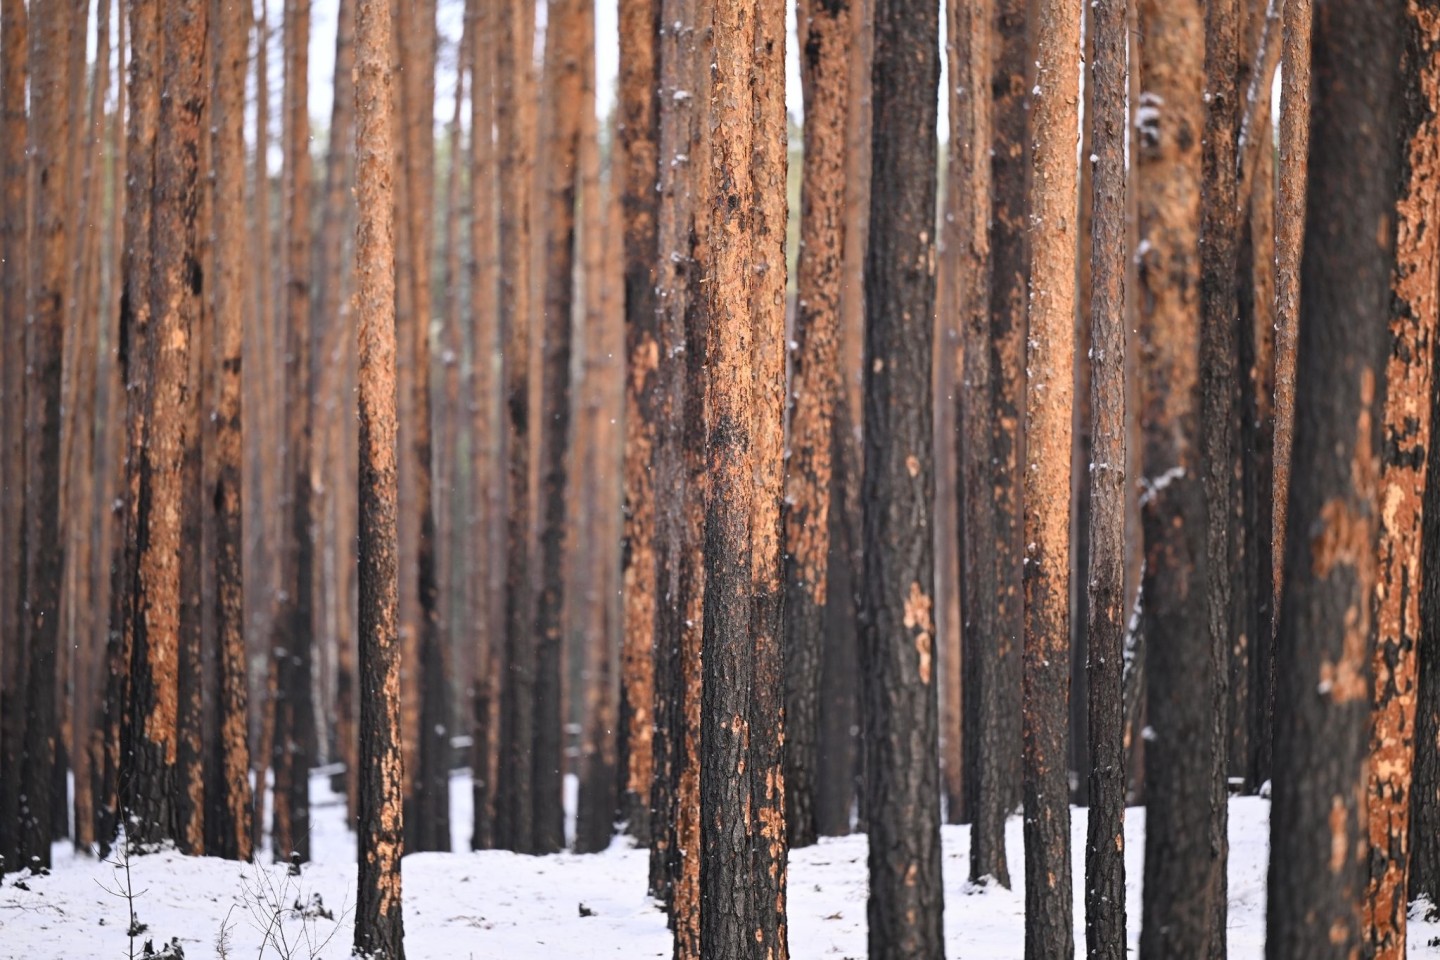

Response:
(2, 774), (1438, 958)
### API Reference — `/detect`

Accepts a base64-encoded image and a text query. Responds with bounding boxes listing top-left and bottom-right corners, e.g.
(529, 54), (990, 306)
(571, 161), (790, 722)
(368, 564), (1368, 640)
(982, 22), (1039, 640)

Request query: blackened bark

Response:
(354, 0), (406, 950)
(965, 0), (1025, 888)
(1022, 0), (1079, 953)
(861, 0), (944, 952)
(1135, 0), (1220, 955)
(618, 0), (661, 847)
(783, 0), (851, 851)
(1084, 0), (1127, 956)
(1199, 0), (1241, 949)
(1266, 2), (1405, 958)
(18, 0), (71, 872)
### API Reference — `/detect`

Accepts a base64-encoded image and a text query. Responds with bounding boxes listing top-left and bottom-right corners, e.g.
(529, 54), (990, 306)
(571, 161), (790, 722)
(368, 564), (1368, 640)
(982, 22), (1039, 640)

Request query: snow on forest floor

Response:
(2, 774), (1439, 959)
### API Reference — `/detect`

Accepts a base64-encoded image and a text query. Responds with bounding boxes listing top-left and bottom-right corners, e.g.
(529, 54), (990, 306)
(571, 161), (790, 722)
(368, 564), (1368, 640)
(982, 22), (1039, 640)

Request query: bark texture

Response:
(1135, 0), (1220, 955)
(1267, 2), (1405, 958)
(783, 0), (852, 851)
(354, 0), (406, 949)
(1365, 5), (1440, 954)
(861, 0), (944, 952)
(1022, 0), (1078, 953)
(1085, 0), (1127, 956)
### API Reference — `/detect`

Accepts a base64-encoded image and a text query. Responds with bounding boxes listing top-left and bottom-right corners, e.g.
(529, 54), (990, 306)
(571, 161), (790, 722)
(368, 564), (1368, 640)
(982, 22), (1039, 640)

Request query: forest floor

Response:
(2, 776), (1438, 959)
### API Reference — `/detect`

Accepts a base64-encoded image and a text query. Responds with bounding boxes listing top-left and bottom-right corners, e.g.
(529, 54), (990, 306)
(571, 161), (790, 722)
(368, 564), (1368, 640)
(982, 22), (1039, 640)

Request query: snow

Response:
(4, 778), (1440, 958)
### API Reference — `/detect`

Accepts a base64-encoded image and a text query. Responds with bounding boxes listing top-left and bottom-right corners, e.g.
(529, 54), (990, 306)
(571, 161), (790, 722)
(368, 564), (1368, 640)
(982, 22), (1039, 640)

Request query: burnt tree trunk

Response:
(353, 0), (406, 949)
(1267, 2), (1405, 958)
(1084, 0), (1127, 956)
(1365, 5), (1440, 954)
(1135, 0), (1219, 955)
(861, 0), (944, 951)
(964, 0), (1025, 888)
(1022, 0), (1078, 953)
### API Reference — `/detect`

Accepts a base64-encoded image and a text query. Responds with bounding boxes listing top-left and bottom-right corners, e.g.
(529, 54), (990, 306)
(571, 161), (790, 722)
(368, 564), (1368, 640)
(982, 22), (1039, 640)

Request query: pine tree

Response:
(353, 0), (406, 948)
(1267, 2), (1405, 957)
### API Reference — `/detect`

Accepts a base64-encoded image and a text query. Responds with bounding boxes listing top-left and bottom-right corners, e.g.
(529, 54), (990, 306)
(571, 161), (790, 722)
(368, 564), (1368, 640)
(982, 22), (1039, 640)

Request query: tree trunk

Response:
(533, 0), (588, 854)
(0, 0), (27, 876)
(783, 0), (851, 851)
(1134, 0), (1218, 955)
(649, 0), (706, 910)
(1365, 9), (1440, 954)
(206, 0), (254, 864)
(1267, 2), (1405, 957)
(1266, 0), (1311, 793)
(1198, 0), (1241, 949)
(697, 0), (790, 946)
(860, 0), (943, 951)
(353, 0), (406, 949)
(19, 0), (72, 871)
(1084, 0), (1127, 956)
(495, 0), (538, 854)
(618, 0), (661, 847)
(467, 0), (502, 852)
(965, 0), (1025, 888)
(1022, 0), (1078, 953)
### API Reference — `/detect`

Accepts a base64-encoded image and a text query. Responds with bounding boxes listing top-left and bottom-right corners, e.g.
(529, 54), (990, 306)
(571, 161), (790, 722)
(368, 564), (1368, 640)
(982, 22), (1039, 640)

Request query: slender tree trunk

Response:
(1022, 0), (1078, 953)
(1198, 0), (1242, 949)
(783, 0), (852, 852)
(19, 0), (72, 871)
(860, 0), (943, 950)
(1268, 3), (1405, 957)
(495, 0), (538, 853)
(468, 0), (502, 852)
(1084, 1), (1127, 956)
(1266, 0), (1311, 793)
(0, 0), (27, 875)
(618, 0), (661, 846)
(948, 0), (989, 836)
(1135, 0), (1218, 955)
(532, 0), (588, 854)
(207, 0), (254, 863)
(697, 0), (790, 946)
(965, 0), (1025, 888)
(1364, 9), (1440, 954)
(649, 0), (705, 907)
(354, 0), (406, 949)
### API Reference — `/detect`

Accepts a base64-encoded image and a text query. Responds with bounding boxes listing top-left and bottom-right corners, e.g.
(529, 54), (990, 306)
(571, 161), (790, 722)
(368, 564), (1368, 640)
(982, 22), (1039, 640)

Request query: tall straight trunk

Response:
(0, 0), (26, 874)
(353, 0), (406, 950)
(532, 0), (588, 854)
(573, 100), (621, 857)
(1365, 8), (1440, 953)
(19, 0), (72, 871)
(1135, 0), (1217, 955)
(397, 0), (449, 855)
(783, 0), (852, 851)
(947, 0), (988, 833)
(1084, 1), (1127, 957)
(697, 0), (790, 947)
(649, 0), (705, 904)
(1266, 0), (1310, 792)
(468, 0), (502, 852)
(861, 0), (943, 951)
(207, 0), (254, 863)
(1269, 3), (1405, 958)
(271, 0), (315, 864)
(1416, 302), (1440, 905)
(315, 0), (358, 823)
(128, 0), (206, 851)
(1022, 0), (1078, 953)
(618, 0), (661, 845)
(965, 0), (1024, 889)
(495, 0), (538, 854)
(1198, 0), (1241, 949)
